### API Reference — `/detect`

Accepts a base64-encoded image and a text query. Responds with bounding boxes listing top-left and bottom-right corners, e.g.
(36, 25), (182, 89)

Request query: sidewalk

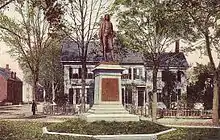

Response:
(0, 104), (219, 127)
(140, 116), (217, 127)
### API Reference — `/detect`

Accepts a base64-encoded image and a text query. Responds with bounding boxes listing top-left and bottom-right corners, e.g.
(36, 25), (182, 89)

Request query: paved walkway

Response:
(140, 116), (217, 126)
(0, 104), (81, 122)
(0, 104), (220, 127)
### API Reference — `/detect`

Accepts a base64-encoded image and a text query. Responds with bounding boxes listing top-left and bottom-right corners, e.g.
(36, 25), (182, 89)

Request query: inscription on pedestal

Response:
(101, 78), (119, 101)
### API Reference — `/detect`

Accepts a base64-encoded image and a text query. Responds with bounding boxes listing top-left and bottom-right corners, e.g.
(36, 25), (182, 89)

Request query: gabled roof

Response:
(61, 38), (189, 68)
(0, 67), (22, 81)
(143, 52), (189, 68)
(61, 38), (103, 62)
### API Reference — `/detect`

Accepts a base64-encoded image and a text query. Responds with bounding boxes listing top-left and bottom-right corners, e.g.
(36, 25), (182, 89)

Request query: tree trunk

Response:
(212, 72), (219, 125)
(52, 79), (55, 103)
(32, 79), (37, 101)
(152, 66), (158, 122)
(204, 34), (219, 125)
(32, 72), (39, 101)
(81, 60), (86, 113)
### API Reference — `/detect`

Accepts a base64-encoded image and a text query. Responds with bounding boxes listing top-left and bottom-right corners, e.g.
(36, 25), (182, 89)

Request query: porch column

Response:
(85, 88), (88, 109)
(73, 88), (76, 105)
(131, 68), (134, 80)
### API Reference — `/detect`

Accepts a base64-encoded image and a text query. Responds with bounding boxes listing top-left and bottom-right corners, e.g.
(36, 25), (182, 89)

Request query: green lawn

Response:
(0, 120), (96, 140)
(158, 127), (220, 140)
(0, 120), (220, 140)
(47, 119), (169, 135)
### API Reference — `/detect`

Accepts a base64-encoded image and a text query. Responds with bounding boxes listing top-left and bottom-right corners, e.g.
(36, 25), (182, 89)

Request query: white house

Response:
(61, 38), (189, 109)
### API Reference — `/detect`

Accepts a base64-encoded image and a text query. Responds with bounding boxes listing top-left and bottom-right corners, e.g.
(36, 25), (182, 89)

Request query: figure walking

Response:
(99, 14), (115, 61)
(32, 100), (37, 115)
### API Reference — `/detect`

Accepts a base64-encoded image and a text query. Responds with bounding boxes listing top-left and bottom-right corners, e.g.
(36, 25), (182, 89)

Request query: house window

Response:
(76, 88), (80, 104)
(69, 88), (73, 104)
(122, 88), (125, 105)
(72, 69), (79, 79)
(127, 89), (132, 104)
(87, 68), (93, 79)
(122, 69), (129, 79)
(162, 71), (168, 81)
(157, 92), (162, 102)
(86, 88), (94, 107)
(138, 90), (144, 106)
(86, 89), (89, 104)
(133, 68), (137, 79)
(145, 70), (147, 82)
(177, 89), (181, 100)
(133, 68), (143, 80)
(69, 67), (73, 79)
(125, 89), (128, 104)
(177, 71), (182, 82)
(78, 68), (82, 79)
(129, 68), (132, 79)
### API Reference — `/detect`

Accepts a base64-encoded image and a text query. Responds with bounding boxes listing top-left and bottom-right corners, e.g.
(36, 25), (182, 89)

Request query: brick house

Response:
(0, 64), (23, 105)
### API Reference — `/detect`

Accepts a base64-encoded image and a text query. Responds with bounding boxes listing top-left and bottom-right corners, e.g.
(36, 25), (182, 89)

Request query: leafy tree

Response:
(169, 0), (220, 125)
(18, 38), (64, 103)
(112, 0), (179, 121)
(0, 0), (54, 100)
(38, 39), (63, 103)
(0, 0), (16, 10)
(60, 0), (111, 112)
(162, 70), (178, 109)
(187, 63), (215, 109)
(40, 0), (64, 35)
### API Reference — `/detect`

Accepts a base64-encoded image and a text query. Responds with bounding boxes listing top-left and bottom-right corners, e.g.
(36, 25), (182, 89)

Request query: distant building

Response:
(61, 39), (189, 109)
(0, 64), (23, 105)
(22, 83), (33, 103)
(22, 82), (44, 103)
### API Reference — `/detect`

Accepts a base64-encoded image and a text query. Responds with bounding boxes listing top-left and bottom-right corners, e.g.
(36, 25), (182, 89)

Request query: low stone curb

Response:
(165, 125), (220, 129)
(42, 127), (176, 140)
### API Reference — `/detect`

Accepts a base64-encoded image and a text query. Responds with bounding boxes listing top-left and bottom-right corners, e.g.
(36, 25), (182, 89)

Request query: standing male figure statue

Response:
(99, 14), (115, 61)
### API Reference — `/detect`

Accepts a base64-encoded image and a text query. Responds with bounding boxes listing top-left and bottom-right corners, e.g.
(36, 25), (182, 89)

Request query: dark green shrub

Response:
(47, 119), (169, 135)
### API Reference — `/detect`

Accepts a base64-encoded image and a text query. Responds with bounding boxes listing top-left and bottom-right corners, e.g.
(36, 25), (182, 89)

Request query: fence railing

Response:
(43, 104), (75, 115)
(124, 104), (212, 119)
(43, 103), (212, 119)
(125, 105), (150, 116)
(158, 109), (212, 118)
(43, 104), (91, 115)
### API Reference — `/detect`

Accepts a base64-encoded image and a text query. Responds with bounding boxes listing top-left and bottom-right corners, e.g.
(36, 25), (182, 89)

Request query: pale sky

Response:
(0, 1), (219, 81)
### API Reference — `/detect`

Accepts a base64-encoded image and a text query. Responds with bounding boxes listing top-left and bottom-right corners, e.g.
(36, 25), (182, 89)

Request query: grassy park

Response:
(0, 119), (220, 140)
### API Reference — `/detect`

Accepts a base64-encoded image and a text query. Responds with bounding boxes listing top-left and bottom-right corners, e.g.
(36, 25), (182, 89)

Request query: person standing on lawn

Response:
(32, 100), (37, 115)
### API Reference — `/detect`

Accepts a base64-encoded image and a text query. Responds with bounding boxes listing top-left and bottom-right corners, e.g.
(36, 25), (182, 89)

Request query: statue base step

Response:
(82, 104), (139, 122)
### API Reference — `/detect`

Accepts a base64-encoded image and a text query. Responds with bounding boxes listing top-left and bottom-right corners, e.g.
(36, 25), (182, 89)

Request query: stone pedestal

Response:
(83, 63), (139, 122)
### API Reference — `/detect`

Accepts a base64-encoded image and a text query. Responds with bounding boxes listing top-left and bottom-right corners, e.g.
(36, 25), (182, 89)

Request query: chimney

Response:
(5, 64), (10, 72)
(175, 39), (180, 53)
(14, 72), (16, 79)
(11, 72), (14, 78)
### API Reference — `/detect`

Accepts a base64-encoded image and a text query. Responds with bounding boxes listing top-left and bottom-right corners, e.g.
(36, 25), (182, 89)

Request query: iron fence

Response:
(43, 104), (80, 115)
(124, 104), (212, 119)
(158, 109), (212, 118)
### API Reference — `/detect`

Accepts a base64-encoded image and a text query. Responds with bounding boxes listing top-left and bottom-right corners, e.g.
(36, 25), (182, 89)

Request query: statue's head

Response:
(104, 14), (110, 21)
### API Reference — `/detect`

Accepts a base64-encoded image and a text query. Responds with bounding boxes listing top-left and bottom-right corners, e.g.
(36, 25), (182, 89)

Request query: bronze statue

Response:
(99, 14), (115, 61)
